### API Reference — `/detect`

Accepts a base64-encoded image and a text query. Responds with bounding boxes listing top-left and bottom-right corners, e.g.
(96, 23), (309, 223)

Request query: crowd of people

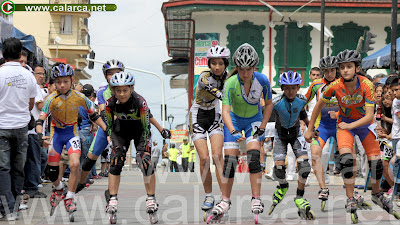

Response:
(1, 35), (400, 224)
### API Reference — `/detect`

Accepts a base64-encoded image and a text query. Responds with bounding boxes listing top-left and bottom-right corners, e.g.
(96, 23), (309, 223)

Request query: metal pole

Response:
(320, 0), (325, 58)
(390, 0), (398, 73)
(56, 43), (59, 58)
(284, 22), (288, 71)
(86, 58), (166, 128)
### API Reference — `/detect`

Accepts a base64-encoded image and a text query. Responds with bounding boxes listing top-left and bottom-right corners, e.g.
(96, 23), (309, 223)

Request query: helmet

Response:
(336, 49), (361, 64)
(102, 59), (125, 75)
(51, 63), (74, 79)
(319, 56), (338, 69)
(207, 45), (230, 59)
(109, 71), (135, 87)
(82, 84), (94, 97)
(232, 43), (259, 68)
(279, 71), (302, 85)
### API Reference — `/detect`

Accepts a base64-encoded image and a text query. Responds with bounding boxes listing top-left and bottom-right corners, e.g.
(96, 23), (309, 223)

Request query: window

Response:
(60, 15), (72, 34)
(331, 22), (368, 58)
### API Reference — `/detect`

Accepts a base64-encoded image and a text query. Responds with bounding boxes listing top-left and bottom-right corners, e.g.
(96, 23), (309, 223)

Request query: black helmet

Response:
(336, 50), (361, 65)
(319, 56), (338, 69)
(82, 84), (94, 97)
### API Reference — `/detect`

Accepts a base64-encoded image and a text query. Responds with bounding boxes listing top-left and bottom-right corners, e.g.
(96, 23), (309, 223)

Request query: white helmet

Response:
(207, 45), (230, 59)
(109, 72), (135, 87)
(102, 59), (125, 75)
(232, 43), (259, 68)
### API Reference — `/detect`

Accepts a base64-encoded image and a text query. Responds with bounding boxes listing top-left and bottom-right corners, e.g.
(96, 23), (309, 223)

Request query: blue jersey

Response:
(273, 94), (308, 139)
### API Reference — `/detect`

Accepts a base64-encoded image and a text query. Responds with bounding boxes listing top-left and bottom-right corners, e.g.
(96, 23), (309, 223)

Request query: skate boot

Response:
(345, 197), (358, 224)
(106, 196), (118, 224)
(353, 191), (372, 210)
(268, 183), (289, 215)
(251, 197), (264, 224)
(318, 188), (329, 211)
(49, 186), (66, 216)
(294, 197), (315, 220)
(64, 198), (77, 222)
(75, 183), (86, 194)
(207, 199), (230, 224)
(371, 192), (400, 219)
(146, 196), (159, 224)
(201, 196), (215, 221)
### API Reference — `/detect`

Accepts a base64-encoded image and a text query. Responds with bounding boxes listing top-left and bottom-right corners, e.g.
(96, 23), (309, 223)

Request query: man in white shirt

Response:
(0, 38), (37, 220)
(22, 65), (47, 201)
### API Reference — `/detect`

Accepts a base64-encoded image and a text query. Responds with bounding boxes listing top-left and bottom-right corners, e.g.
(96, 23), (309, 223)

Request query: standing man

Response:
(22, 65), (47, 200)
(161, 143), (169, 172)
(168, 143), (179, 172)
(0, 38), (37, 220)
(151, 141), (161, 172)
(189, 144), (196, 172)
(180, 138), (191, 172)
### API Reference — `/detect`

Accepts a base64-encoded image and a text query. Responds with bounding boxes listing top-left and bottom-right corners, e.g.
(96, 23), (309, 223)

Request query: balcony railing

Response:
(49, 0), (90, 4)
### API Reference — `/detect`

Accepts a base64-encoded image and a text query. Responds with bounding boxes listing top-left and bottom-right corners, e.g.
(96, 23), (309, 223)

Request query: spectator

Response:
(151, 141), (161, 172)
(22, 64), (47, 200)
(161, 143), (169, 172)
(168, 143), (179, 172)
(0, 37), (37, 220)
(179, 138), (190, 172)
(188, 144), (196, 172)
(19, 50), (28, 68)
(373, 73), (386, 84)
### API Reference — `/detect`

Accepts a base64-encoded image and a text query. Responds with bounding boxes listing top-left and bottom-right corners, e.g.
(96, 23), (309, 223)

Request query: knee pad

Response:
(223, 155), (238, 178)
(247, 150), (262, 174)
(136, 152), (154, 177)
(340, 153), (355, 179)
(297, 158), (311, 179)
(368, 159), (383, 180)
(82, 157), (97, 171)
(48, 165), (59, 182)
(109, 147), (126, 176)
(273, 165), (286, 180)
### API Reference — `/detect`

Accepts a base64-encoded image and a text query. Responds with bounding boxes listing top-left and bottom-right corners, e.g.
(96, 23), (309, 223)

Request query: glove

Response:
(139, 153), (152, 170)
(37, 133), (44, 147)
(161, 128), (171, 139)
(253, 126), (266, 141)
(231, 130), (243, 142)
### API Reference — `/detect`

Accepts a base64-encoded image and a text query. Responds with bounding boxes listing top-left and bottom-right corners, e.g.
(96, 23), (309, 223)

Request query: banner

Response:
(170, 130), (189, 143)
(193, 33), (220, 99)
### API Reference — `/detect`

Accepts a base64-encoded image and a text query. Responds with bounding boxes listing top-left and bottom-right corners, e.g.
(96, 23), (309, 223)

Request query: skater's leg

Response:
(195, 139), (212, 194)
(339, 148), (357, 198)
(79, 153), (99, 184)
(67, 153), (80, 194)
(210, 134), (224, 192)
(297, 155), (311, 191)
(311, 144), (327, 189)
(143, 174), (156, 195)
(247, 141), (262, 197)
(221, 149), (239, 199)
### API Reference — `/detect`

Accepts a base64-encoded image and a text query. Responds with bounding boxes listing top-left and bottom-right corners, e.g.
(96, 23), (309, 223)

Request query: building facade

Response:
(162, 0), (400, 95)
(12, 0), (91, 80)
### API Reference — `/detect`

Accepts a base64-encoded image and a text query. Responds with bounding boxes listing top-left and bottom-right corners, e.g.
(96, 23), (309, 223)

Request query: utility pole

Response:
(320, 0), (325, 58)
(390, 0), (397, 73)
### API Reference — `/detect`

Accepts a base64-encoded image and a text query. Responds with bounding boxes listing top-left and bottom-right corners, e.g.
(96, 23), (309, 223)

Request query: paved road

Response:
(10, 170), (400, 225)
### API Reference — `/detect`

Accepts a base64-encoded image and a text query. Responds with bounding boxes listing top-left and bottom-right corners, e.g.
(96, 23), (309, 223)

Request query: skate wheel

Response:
(206, 215), (214, 224)
(203, 212), (207, 221)
(298, 211), (306, 219)
(307, 210), (316, 220)
(110, 213), (117, 224)
(268, 205), (276, 215)
(254, 214), (258, 224)
(321, 201), (326, 212)
(69, 213), (74, 222)
(351, 213), (358, 224)
(50, 206), (56, 216)
(149, 212), (158, 224)
(364, 202), (372, 210)
(393, 211), (400, 220)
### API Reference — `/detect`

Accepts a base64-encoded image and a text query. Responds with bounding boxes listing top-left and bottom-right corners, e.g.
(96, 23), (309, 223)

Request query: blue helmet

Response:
(110, 71), (135, 87)
(51, 63), (74, 79)
(279, 71), (302, 85)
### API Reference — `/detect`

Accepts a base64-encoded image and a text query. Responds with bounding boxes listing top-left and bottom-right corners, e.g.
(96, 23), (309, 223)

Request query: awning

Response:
(162, 58), (189, 75)
(0, 17), (36, 53)
(362, 37), (400, 70)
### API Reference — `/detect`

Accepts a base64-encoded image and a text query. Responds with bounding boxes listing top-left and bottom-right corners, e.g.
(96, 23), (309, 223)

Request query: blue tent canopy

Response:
(362, 37), (400, 70)
(0, 17), (36, 53)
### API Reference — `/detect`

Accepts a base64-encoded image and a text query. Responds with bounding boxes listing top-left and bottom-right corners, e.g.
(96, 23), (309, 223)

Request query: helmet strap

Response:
(343, 75), (355, 83)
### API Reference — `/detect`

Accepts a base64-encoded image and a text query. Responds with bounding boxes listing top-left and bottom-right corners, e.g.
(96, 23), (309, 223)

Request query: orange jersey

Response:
(322, 76), (374, 121)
